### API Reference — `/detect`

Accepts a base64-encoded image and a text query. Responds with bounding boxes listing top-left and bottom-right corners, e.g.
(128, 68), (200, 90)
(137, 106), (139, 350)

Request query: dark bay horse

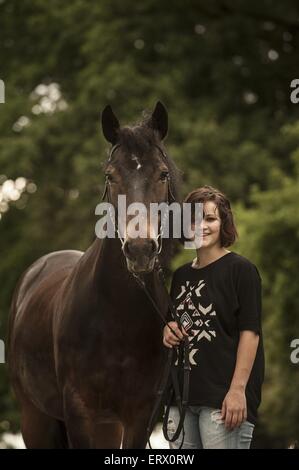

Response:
(8, 102), (180, 448)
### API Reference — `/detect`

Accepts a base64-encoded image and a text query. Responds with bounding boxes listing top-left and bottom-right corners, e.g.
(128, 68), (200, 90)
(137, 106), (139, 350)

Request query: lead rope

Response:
(130, 261), (189, 450)
(133, 265), (189, 450)
(146, 263), (189, 449)
(101, 143), (189, 448)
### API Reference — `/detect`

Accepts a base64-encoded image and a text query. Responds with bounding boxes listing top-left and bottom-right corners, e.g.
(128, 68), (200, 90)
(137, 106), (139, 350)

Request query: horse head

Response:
(101, 101), (179, 274)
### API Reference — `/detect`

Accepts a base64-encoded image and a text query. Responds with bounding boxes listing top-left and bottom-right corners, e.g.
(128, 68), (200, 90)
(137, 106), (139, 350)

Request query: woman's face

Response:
(192, 201), (222, 249)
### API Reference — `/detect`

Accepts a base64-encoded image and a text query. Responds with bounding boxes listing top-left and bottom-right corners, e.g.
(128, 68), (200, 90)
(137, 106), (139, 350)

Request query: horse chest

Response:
(94, 355), (162, 411)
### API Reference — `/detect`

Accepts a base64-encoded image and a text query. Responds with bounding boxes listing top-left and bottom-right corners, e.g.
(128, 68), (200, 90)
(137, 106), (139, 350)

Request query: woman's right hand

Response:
(163, 321), (188, 348)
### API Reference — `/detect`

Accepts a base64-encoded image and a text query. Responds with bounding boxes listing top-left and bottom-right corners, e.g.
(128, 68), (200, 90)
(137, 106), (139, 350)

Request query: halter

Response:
(100, 143), (189, 449)
(100, 143), (175, 254)
(99, 142), (178, 335)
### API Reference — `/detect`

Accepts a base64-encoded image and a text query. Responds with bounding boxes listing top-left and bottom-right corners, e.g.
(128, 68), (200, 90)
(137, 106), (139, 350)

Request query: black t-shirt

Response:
(169, 251), (265, 425)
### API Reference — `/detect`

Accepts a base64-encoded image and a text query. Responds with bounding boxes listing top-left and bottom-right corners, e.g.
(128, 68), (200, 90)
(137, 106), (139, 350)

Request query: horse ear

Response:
(149, 101), (168, 140)
(101, 105), (120, 144)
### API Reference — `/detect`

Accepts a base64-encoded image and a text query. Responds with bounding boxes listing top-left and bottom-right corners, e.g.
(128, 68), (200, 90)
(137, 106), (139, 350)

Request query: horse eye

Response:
(160, 171), (169, 182)
(105, 173), (113, 182)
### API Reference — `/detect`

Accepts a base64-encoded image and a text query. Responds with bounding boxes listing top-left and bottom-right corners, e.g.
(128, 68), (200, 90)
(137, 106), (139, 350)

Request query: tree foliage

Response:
(1, 0), (299, 447)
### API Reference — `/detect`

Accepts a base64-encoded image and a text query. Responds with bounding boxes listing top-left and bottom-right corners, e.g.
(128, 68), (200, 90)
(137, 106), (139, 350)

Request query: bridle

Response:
(100, 143), (175, 254)
(100, 143), (190, 449)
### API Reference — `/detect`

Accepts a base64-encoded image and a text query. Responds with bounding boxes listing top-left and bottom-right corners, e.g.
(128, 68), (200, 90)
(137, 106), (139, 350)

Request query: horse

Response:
(8, 102), (181, 448)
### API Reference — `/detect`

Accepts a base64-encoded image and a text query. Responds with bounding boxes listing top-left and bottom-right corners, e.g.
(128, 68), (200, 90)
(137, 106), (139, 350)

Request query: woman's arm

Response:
(221, 330), (259, 429)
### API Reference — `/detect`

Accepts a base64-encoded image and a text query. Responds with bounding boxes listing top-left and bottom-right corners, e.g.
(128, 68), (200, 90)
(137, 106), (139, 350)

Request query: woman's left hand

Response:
(221, 387), (247, 429)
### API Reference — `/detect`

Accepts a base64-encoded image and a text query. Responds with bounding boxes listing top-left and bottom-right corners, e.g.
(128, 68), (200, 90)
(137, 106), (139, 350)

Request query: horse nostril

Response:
(123, 238), (158, 260)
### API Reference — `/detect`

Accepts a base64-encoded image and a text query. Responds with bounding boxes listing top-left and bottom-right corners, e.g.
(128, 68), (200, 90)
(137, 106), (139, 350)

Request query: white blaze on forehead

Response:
(131, 154), (142, 170)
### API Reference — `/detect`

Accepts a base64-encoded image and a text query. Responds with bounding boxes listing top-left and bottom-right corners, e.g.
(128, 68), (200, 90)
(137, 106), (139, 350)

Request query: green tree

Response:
(1, 0), (299, 446)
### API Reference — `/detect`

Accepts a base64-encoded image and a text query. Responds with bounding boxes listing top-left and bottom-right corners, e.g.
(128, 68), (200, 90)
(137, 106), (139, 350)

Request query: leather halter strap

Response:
(99, 143), (189, 448)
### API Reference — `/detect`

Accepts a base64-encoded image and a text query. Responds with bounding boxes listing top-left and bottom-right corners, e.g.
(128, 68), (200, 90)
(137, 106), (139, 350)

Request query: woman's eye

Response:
(160, 171), (169, 181)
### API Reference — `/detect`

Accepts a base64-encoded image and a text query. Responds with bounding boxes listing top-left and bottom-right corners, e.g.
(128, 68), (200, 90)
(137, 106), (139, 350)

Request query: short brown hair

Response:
(184, 185), (238, 248)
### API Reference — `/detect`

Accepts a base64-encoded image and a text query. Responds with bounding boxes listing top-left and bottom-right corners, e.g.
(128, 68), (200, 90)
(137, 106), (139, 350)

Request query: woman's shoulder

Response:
(172, 262), (192, 278)
(171, 252), (261, 280)
(229, 252), (261, 280)
(229, 251), (257, 267)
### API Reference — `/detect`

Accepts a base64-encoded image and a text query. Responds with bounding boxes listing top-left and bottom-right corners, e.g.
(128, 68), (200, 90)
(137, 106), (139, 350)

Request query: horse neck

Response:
(84, 237), (167, 311)
(92, 236), (130, 288)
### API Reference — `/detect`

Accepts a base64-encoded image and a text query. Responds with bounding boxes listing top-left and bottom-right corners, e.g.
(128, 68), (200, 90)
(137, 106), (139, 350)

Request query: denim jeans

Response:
(167, 406), (255, 449)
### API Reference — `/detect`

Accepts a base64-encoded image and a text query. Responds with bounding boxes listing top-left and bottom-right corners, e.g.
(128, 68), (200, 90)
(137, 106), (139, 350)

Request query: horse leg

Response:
(122, 410), (152, 449)
(93, 422), (123, 449)
(66, 415), (123, 449)
(20, 398), (68, 449)
(66, 417), (123, 449)
(63, 388), (123, 448)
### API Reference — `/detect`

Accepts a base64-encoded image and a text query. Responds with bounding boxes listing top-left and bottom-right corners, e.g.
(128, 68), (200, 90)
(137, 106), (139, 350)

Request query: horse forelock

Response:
(108, 122), (181, 199)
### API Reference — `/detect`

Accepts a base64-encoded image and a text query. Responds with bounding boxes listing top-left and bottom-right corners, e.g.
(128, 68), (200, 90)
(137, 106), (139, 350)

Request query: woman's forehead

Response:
(203, 201), (219, 216)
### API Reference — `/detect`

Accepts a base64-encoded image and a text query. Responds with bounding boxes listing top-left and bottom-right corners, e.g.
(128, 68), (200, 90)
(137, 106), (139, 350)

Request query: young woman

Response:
(163, 186), (264, 449)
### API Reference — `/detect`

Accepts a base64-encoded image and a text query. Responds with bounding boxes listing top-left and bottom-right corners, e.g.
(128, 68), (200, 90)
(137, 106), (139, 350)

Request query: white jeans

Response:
(167, 406), (255, 449)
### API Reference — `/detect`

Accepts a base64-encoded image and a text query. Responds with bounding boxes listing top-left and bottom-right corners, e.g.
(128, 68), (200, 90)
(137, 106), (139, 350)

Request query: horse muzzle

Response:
(122, 238), (159, 274)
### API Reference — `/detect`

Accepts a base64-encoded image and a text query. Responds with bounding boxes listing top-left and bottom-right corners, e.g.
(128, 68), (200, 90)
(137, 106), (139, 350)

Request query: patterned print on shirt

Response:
(175, 280), (217, 366)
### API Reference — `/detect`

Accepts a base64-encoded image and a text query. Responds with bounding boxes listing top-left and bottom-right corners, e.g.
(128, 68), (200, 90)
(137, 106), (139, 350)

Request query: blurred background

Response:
(1, 0), (299, 449)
